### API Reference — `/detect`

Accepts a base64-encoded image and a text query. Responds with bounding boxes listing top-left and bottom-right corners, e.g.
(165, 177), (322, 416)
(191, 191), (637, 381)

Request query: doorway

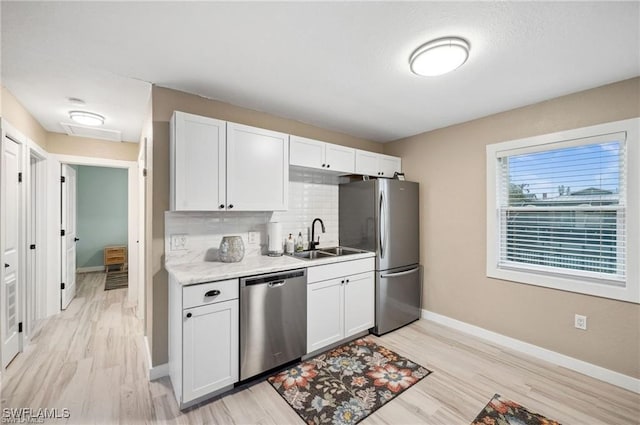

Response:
(73, 165), (129, 296)
(46, 155), (138, 317)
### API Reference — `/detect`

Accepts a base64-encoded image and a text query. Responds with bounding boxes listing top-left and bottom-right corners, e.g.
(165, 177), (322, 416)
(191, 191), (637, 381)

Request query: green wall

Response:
(76, 166), (128, 268)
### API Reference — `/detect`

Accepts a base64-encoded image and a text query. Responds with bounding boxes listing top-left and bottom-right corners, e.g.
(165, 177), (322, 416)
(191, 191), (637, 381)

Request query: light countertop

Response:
(165, 250), (375, 286)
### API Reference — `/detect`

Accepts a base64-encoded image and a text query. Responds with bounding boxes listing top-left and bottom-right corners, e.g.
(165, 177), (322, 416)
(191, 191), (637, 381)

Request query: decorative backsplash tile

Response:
(165, 168), (341, 265)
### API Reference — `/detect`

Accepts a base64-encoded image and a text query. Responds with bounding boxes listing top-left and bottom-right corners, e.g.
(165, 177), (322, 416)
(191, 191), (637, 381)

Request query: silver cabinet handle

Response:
(268, 280), (285, 288)
(380, 267), (420, 278)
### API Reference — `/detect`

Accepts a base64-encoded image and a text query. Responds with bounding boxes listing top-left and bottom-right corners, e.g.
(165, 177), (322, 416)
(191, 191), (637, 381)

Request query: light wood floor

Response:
(1, 272), (638, 424)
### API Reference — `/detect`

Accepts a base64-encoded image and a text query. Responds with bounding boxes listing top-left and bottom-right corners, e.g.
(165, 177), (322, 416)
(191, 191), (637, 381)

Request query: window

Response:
(487, 118), (639, 303)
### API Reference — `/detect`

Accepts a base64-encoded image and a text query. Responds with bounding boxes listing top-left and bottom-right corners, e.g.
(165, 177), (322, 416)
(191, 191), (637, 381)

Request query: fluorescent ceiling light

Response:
(410, 37), (470, 77)
(69, 110), (105, 126)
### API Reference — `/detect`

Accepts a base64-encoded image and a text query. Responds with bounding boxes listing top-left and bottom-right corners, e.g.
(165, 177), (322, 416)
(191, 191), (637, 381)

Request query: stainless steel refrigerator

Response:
(339, 179), (421, 336)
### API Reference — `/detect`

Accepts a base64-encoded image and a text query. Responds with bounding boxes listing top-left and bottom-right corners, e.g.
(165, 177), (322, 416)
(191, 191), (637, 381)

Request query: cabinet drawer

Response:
(307, 257), (375, 283)
(105, 255), (126, 265)
(183, 279), (239, 309)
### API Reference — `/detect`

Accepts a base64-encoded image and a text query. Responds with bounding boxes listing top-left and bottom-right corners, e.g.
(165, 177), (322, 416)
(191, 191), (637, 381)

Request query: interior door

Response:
(61, 164), (77, 309)
(2, 136), (21, 368)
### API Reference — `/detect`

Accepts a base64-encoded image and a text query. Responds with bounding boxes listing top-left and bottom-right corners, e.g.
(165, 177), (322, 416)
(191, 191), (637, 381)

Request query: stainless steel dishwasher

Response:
(240, 268), (307, 381)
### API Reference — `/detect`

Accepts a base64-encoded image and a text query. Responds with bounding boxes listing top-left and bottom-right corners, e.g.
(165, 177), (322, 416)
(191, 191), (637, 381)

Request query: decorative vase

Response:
(218, 236), (245, 263)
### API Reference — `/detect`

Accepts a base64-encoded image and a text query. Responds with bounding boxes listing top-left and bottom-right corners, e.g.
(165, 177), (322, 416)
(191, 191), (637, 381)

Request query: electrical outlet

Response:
(248, 231), (259, 245)
(574, 314), (587, 330)
(170, 234), (188, 251)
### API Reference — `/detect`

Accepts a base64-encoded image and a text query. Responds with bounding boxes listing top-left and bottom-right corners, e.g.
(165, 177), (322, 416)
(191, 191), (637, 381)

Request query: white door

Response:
(2, 136), (21, 368)
(289, 135), (325, 169)
(226, 123), (289, 211)
(182, 300), (239, 403)
(325, 144), (355, 174)
(307, 278), (344, 353)
(378, 154), (402, 178)
(355, 150), (380, 176)
(344, 272), (375, 337)
(61, 165), (77, 310)
(171, 112), (226, 211)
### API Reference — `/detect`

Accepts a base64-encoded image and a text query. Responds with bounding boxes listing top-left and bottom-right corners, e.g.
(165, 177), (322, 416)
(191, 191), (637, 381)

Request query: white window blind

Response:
(497, 133), (627, 283)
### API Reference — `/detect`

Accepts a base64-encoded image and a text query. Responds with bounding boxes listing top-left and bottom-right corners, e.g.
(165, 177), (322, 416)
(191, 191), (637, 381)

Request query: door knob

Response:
(219, 204), (225, 209)
(74, 237), (80, 242)
(4, 263), (9, 268)
(228, 204), (234, 209)
(186, 312), (192, 318)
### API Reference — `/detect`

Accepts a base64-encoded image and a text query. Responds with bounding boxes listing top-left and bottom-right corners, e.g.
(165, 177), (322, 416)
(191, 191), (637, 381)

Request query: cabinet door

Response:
(290, 135), (325, 169)
(344, 272), (375, 337)
(171, 112), (226, 211)
(183, 299), (239, 403)
(325, 144), (355, 173)
(355, 150), (380, 176)
(378, 154), (402, 178)
(227, 123), (289, 211)
(307, 278), (344, 353)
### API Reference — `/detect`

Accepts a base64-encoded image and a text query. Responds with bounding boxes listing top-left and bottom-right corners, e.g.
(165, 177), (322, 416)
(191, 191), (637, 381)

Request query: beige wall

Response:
(152, 86), (382, 153)
(1, 86), (47, 148)
(148, 86), (382, 365)
(47, 132), (139, 161)
(384, 77), (640, 378)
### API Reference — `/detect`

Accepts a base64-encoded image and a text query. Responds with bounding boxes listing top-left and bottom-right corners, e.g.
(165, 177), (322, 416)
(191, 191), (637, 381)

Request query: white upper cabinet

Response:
(290, 135), (355, 174)
(226, 123), (289, 211)
(170, 112), (289, 211)
(171, 112), (226, 211)
(355, 150), (402, 178)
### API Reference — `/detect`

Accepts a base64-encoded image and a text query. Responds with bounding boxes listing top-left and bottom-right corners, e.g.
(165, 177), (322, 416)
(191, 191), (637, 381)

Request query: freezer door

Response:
(374, 265), (422, 336)
(377, 179), (419, 270)
(339, 180), (376, 252)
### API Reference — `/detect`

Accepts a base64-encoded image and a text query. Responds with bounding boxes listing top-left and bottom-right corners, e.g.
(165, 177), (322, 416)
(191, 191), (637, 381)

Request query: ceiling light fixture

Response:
(69, 111), (105, 126)
(409, 37), (470, 77)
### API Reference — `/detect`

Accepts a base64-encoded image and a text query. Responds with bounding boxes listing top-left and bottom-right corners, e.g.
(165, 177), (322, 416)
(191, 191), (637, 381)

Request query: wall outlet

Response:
(574, 314), (587, 330)
(248, 231), (259, 245)
(170, 234), (188, 251)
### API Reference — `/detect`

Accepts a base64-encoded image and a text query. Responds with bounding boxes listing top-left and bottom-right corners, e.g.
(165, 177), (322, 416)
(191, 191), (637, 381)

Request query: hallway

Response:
(0, 272), (152, 424)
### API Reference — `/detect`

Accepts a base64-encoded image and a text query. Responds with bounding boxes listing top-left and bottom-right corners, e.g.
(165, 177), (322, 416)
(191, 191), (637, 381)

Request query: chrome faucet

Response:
(309, 218), (326, 250)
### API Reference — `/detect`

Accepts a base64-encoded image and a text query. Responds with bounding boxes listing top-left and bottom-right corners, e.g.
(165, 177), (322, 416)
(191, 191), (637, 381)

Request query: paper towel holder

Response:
(267, 222), (284, 257)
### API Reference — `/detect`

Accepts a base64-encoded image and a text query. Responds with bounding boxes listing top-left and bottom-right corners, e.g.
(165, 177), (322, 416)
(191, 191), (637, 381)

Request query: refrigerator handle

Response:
(380, 266), (421, 278)
(379, 191), (385, 259)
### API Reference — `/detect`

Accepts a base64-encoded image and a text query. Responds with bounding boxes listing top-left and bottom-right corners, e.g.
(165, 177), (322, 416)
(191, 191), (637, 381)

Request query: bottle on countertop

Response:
(285, 233), (294, 254)
(295, 232), (304, 252)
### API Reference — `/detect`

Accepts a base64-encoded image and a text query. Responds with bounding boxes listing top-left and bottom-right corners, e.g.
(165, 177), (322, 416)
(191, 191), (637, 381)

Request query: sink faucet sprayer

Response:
(309, 218), (325, 250)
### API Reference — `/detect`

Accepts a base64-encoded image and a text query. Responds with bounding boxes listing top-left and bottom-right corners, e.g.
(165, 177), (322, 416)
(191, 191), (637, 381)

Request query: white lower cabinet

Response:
(182, 300), (239, 403)
(307, 259), (375, 354)
(169, 276), (239, 408)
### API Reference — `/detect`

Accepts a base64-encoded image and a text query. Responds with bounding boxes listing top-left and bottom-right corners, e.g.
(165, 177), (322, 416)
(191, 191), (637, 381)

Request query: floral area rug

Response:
(268, 337), (431, 425)
(471, 394), (561, 425)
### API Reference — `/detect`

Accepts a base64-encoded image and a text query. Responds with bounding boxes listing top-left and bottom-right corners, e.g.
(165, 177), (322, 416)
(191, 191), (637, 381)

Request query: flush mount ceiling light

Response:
(409, 37), (470, 77)
(69, 110), (105, 126)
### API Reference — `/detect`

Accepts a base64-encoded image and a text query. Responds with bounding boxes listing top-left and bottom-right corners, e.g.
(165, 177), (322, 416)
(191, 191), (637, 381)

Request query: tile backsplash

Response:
(165, 168), (341, 265)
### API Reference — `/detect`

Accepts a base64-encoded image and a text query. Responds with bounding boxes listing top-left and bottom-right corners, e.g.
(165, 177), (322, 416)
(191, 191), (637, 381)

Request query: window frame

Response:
(486, 118), (639, 304)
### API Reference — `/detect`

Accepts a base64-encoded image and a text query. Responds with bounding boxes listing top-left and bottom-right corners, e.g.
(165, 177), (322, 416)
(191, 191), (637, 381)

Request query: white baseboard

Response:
(422, 309), (640, 394)
(144, 336), (169, 381)
(77, 266), (104, 273)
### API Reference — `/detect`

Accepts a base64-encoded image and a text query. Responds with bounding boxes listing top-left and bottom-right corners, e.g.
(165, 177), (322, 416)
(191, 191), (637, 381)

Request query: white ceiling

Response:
(1, 1), (639, 143)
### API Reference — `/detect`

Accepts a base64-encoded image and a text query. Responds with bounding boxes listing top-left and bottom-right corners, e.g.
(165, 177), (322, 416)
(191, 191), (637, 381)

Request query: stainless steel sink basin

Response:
(319, 246), (363, 256)
(292, 250), (335, 260)
(290, 246), (367, 261)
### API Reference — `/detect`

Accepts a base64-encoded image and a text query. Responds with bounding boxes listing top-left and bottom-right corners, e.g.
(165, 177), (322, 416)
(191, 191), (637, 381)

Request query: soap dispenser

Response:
(295, 232), (304, 252)
(285, 234), (294, 254)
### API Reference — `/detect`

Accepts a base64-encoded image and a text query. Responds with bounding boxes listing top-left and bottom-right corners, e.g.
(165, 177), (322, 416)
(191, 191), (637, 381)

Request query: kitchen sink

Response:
(291, 246), (367, 261)
(292, 250), (335, 260)
(319, 246), (363, 256)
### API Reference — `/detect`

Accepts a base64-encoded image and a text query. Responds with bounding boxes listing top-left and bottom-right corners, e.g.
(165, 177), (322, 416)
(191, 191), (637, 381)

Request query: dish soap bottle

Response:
(295, 232), (304, 252)
(285, 233), (294, 254)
